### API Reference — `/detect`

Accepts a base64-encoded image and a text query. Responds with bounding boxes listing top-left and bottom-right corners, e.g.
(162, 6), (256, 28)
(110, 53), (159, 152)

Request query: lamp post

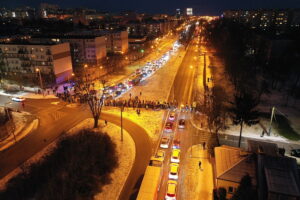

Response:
(35, 68), (43, 91)
(68, 73), (75, 83)
(83, 64), (89, 82)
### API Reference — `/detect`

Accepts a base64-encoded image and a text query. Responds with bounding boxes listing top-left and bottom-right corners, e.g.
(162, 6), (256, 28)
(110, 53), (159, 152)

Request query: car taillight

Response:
(167, 193), (175, 197)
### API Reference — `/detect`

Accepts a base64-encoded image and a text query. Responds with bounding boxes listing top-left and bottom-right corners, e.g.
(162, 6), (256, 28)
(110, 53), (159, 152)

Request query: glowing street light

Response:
(35, 68), (43, 90)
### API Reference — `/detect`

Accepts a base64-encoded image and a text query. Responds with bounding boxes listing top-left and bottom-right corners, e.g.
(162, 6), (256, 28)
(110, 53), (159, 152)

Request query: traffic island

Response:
(0, 108), (38, 152)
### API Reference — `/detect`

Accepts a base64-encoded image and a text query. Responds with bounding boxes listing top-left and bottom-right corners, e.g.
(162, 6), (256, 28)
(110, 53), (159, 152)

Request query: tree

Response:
(229, 92), (259, 147)
(231, 174), (257, 200)
(218, 187), (227, 200)
(207, 86), (228, 154)
(75, 75), (106, 128)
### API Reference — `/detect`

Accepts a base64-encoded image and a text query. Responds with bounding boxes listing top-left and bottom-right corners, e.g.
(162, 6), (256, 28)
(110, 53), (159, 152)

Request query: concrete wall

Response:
(51, 42), (73, 84)
(95, 36), (107, 64)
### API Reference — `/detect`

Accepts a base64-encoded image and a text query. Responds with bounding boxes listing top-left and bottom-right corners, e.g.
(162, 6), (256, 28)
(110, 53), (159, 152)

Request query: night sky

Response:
(1, 0), (300, 15)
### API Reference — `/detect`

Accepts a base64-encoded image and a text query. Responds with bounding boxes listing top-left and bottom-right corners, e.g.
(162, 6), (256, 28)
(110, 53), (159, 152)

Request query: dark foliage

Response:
(218, 187), (227, 200)
(0, 130), (118, 200)
(231, 174), (258, 200)
(229, 92), (260, 147)
(0, 109), (8, 126)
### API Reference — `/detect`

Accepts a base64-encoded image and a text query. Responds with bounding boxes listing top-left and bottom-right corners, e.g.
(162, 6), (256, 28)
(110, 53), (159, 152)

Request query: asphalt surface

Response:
(0, 99), (152, 200)
(0, 35), (177, 199)
(154, 37), (203, 200)
(100, 112), (152, 200)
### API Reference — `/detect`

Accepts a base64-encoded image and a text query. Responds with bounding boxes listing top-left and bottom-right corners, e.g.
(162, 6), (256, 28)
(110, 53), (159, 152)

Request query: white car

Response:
(171, 149), (180, 163)
(160, 137), (170, 149)
(165, 180), (177, 200)
(178, 119), (185, 129)
(169, 112), (176, 121)
(169, 163), (179, 180)
(12, 97), (25, 102)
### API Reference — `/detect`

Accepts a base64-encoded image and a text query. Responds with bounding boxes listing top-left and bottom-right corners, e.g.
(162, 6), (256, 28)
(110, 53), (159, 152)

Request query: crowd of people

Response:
(54, 86), (196, 112)
(104, 97), (194, 111)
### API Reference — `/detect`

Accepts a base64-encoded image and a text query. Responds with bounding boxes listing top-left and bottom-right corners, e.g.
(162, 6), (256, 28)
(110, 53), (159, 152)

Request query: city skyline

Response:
(0, 0), (300, 15)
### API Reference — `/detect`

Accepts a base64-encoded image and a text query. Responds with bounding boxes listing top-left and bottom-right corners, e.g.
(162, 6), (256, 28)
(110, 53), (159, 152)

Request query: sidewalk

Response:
(180, 144), (214, 200)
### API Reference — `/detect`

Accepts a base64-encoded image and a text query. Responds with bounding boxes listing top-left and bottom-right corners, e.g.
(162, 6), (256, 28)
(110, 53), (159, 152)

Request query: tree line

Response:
(203, 18), (300, 149)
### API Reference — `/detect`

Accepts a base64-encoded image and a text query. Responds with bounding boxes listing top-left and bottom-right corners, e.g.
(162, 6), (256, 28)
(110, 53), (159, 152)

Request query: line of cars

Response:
(101, 42), (181, 101)
(157, 111), (186, 200)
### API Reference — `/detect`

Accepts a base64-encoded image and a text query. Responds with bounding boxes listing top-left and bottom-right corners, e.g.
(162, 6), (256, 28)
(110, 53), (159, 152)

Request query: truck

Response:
(136, 156), (163, 200)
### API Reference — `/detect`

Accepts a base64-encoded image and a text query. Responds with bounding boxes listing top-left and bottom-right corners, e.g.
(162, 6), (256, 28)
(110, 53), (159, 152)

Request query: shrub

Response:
(0, 129), (118, 200)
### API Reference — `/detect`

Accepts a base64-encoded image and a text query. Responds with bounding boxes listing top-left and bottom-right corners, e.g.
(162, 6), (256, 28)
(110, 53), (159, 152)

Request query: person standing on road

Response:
(199, 161), (202, 170)
(203, 142), (206, 150)
(105, 120), (108, 126)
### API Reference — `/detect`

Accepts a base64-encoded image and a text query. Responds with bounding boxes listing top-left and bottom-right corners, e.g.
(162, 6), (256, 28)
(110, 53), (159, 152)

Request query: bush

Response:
(0, 129), (118, 200)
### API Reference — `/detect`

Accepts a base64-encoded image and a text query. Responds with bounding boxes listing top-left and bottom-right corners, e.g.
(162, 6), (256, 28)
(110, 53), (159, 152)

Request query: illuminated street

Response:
(1, 2), (300, 200)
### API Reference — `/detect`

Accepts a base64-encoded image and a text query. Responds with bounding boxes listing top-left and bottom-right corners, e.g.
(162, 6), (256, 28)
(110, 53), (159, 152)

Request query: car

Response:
(12, 97), (25, 102)
(291, 149), (300, 158)
(164, 122), (173, 132)
(114, 91), (122, 97)
(171, 149), (180, 163)
(169, 112), (176, 121)
(160, 137), (170, 149)
(165, 180), (177, 200)
(178, 119), (185, 129)
(172, 139), (180, 149)
(155, 150), (165, 161)
(287, 149), (300, 165)
(169, 163), (179, 180)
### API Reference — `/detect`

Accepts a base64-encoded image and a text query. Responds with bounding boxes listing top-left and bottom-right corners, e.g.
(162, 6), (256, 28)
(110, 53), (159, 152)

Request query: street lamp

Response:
(35, 68), (43, 91)
(68, 73), (75, 83)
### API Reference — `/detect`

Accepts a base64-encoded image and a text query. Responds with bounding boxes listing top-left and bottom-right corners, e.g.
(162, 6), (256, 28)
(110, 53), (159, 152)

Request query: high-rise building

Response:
(186, 8), (193, 16)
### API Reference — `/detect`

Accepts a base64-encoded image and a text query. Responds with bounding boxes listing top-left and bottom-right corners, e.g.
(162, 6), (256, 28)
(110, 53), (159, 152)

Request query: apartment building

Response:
(0, 42), (73, 86)
(105, 31), (129, 54)
(31, 35), (107, 68)
(222, 9), (299, 33)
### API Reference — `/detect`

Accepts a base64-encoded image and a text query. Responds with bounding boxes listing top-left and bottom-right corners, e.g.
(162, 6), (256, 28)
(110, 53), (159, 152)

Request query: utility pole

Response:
(268, 107), (275, 136)
(268, 106), (288, 136)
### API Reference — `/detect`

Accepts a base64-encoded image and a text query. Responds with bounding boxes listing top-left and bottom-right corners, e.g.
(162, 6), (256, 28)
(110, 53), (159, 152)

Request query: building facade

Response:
(31, 35), (107, 68)
(105, 31), (129, 54)
(0, 42), (73, 86)
(222, 9), (300, 34)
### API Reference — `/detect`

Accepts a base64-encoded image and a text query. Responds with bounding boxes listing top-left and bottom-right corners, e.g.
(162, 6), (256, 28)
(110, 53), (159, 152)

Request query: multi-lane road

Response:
(0, 27), (208, 200)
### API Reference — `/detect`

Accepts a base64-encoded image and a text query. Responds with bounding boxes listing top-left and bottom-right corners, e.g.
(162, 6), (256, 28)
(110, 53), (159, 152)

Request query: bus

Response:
(136, 157), (163, 200)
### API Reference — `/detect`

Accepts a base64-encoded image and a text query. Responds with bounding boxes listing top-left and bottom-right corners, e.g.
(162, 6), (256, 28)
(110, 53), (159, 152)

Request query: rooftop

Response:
(247, 140), (279, 156)
(258, 154), (300, 199)
(215, 145), (256, 184)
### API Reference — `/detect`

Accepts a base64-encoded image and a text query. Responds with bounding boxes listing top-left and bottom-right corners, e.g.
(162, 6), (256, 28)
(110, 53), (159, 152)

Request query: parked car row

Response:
(102, 41), (181, 101)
